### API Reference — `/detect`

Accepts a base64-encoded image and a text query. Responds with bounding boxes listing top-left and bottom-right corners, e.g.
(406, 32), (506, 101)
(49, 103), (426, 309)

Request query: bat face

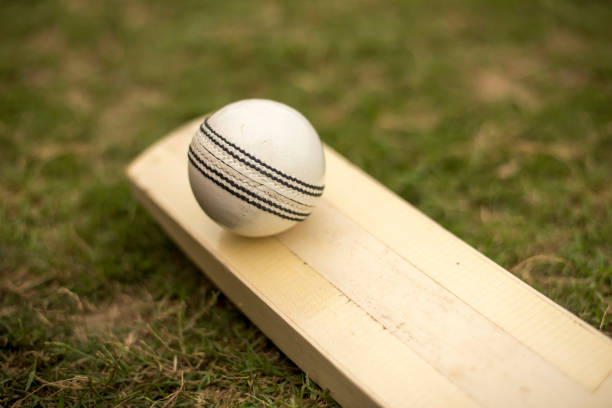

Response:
(129, 119), (612, 408)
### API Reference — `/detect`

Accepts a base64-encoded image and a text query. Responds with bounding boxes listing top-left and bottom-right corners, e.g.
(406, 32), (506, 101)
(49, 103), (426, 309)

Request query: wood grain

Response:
(322, 147), (612, 392)
(127, 118), (612, 407)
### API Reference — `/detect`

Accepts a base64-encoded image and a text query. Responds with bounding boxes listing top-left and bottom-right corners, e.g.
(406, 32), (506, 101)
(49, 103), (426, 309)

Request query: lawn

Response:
(1, 0), (611, 406)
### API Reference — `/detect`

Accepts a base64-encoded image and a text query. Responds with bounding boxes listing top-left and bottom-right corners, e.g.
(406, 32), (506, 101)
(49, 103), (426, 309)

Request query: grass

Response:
(1, 0), (611, 406)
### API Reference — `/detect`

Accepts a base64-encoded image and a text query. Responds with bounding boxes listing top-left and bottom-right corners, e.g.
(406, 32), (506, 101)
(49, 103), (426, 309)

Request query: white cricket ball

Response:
(187, 99), (326, 237)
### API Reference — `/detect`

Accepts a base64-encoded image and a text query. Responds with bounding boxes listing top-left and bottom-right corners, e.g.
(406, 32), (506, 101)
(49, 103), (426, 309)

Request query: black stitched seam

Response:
(204, 118), (324, 190)
(192, 140), (314, 209)
(203, 118), (325, 191)
(189, 147), (310, 217)
(188, 152), (305, 222)
(198, 124), (323, 197)
(188, 148), (308, 222)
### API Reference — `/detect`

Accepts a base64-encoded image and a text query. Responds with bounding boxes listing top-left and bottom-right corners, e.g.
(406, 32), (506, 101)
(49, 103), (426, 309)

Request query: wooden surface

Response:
(127, 119), (612, 407)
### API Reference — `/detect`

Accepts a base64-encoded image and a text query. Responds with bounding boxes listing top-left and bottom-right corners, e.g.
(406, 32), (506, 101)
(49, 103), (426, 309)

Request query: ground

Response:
(1, 0), (611, 406)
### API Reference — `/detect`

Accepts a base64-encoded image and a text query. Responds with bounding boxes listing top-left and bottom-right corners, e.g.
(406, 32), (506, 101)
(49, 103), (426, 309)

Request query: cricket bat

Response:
(127, 118), (612, 407)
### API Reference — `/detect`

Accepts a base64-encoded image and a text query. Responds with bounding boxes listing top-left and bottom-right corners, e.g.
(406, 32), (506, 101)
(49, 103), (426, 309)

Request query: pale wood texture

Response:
(127, 119), (612, 408)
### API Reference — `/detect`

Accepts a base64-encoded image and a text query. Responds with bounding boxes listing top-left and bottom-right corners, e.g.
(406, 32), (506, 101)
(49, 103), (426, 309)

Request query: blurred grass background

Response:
(1, 0), (611, 406)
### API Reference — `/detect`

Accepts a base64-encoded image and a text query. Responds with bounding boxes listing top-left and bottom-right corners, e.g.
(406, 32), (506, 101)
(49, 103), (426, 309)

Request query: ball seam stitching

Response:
(201, 119), (324, 196)
(188, 147), (309, 221)
(190, 141), (313, 212)
(194, 128), (317, 204)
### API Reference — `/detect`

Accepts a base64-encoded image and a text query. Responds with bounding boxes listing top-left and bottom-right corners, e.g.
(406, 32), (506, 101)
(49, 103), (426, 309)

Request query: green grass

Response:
(1, 0), (611, 406)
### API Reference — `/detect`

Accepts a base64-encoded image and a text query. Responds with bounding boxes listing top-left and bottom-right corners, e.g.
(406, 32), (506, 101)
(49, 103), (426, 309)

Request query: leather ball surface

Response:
(187, 99), (326, 237)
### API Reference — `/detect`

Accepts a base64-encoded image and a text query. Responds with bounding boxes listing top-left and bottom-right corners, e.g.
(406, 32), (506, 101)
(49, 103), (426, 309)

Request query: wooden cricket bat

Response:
(127, 118), (612, 407)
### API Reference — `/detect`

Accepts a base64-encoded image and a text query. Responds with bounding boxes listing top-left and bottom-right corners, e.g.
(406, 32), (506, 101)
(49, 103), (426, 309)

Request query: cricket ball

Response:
(187, 99), (326, 237)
